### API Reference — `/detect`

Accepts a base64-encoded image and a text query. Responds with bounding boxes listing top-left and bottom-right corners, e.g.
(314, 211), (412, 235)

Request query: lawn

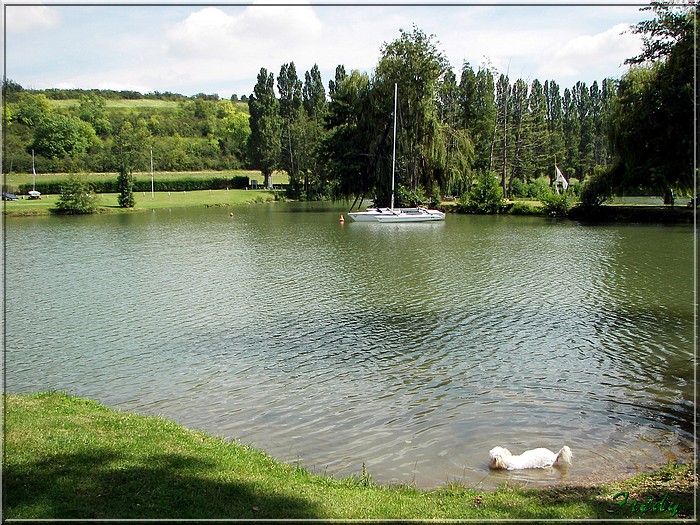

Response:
(3, 392), (694, 520)
(2, 188), (281, 217)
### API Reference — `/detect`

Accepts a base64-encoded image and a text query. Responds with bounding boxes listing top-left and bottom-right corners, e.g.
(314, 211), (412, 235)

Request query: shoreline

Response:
(4, 392), (695, 520)
(2, 188), (281, 217)
(5, 191), (695, 224)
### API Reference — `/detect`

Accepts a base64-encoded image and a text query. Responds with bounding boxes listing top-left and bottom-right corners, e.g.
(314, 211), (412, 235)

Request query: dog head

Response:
(488, 446), (511, 469)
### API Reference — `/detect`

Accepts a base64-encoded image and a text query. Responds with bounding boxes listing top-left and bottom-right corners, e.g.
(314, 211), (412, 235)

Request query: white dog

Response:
(489, 446), (573, 470)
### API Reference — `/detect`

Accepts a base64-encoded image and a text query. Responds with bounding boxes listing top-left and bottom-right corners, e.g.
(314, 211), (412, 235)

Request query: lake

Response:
(4, 202), (695, 488)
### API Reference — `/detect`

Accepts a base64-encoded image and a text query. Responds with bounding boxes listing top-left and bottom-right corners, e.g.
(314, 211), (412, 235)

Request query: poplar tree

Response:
(248, 68), (281, 188)
(527, 79), (549, 180)
(544, 80), (565, 175)
(301, 64), (328, 198)
(113, 118), (149, 208)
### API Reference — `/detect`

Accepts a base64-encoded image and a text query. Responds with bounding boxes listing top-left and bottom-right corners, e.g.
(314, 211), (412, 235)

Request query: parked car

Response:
(27, 190), (42, 199)
(2, 192), (18, 201)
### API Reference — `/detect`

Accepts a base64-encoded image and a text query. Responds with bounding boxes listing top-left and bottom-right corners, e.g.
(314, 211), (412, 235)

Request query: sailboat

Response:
(347, 84), (445, 223)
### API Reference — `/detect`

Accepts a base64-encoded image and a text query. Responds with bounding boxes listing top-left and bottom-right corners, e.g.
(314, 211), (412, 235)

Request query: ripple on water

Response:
(4, 208), (694, 488)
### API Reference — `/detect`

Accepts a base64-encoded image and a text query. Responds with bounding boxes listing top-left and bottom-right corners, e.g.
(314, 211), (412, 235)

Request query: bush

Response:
(540, 190), (572, 217)
(526, 178), (551, 199)
(458, 171), (504, 213)
(508, 202), (541, 215)
(579, 166), (613, 207)
(510, 178), (528, 198)
(54, 176), (101, 214)
(395, 183), (427, 207)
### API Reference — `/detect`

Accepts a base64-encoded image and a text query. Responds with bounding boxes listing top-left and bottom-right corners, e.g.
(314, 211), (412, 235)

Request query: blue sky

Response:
(4, 1), (650, 98)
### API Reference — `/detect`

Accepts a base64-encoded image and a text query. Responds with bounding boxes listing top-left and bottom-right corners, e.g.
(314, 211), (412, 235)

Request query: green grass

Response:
(2, 188), (280, 217)
(4, 392), (695, 520)
(48, 98), (250, 113)
(49, 99), (181, 110)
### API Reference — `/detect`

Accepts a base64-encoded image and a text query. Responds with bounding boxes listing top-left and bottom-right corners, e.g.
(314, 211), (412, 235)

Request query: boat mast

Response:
(391, 83), (397, 211)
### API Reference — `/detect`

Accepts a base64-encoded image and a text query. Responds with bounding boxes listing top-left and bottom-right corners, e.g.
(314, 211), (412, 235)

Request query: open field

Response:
(47, 98), (250, 113)
(49, 98), (180, 110)
(4, 392), (694, 520)
(2, 188), (280, 216)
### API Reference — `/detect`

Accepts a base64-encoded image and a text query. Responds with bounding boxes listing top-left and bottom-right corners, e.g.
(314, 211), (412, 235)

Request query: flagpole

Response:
(150, 148), (154, 199)
(390, 82), (397, 211)
(32, 149), (36, 191)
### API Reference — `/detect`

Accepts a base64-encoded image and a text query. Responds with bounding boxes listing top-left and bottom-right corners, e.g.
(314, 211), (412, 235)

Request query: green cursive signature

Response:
(608, 491), (681, 516)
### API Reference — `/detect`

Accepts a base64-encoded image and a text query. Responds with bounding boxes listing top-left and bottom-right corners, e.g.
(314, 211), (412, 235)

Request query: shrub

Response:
(54, 176), (100, 214)
(526, 178), (551, 199)
(508, 202), (541, 215)
(510, 178), (528, 198)
(395, 184), (427, 207)
(458, 171), (504, 213)
(540, 190), (572, 217)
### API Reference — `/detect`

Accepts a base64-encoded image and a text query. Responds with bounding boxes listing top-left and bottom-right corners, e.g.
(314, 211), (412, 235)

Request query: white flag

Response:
(555, 166), (568, 190)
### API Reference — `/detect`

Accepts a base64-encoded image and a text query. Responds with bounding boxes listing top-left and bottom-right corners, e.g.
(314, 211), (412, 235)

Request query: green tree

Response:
(301, 64), (329, 199)
(214, 100), (251, 164)
(458, 170), (504, 213)
(603, 2), (695, 202)
(572, 81), (595, 180)
(78, 93), (112, 136)
(562, 88), (580, 182)
(544, 80), (565, 173)
(493, 73), (510, 195)
(31, 113), (97, 159)
(328, 65), (347, 96)
(527, 79), (549, 180)
(13, 92), (52, 126)
(439, 68), (474, 196)
(278, 62), (306, 197)
(375, 26), (450, 202)
(55, 175), (100, 214)
(113, 118), (150, 208)
(507, 78), (530, 197)
(248, 68), (281, 188)
(322, 69), (378, 204)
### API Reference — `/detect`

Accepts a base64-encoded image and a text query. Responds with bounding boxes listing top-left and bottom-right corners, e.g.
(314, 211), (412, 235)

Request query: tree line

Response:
(3, 90), (252, 176)
(246, 28), (616, 206)
(3, 2), (695, 209)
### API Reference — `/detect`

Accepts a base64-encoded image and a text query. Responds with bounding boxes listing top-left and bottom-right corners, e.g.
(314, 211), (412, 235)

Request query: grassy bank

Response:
(2, 188), (281, 217)
(4, 392), (695, 520)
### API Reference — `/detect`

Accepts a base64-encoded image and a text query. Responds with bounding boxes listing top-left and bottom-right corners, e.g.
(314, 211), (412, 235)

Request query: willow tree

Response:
(374, 26), (450, 202)
(603, 2), (696, 202)
(322, 70), (380, 205)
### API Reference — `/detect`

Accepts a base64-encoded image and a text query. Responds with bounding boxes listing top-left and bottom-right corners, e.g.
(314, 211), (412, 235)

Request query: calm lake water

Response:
(4, 202), (695, 488)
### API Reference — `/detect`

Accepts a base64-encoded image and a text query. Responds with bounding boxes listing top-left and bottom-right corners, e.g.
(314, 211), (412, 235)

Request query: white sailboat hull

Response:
(348, 207), (445, 222)
(347, 85), (446, 224)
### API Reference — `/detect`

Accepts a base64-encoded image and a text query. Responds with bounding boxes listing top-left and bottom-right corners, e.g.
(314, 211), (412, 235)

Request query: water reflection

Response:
(4, 204), (695, 488)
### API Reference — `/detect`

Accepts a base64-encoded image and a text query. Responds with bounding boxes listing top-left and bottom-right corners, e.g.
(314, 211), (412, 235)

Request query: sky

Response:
(3, 1), (652, 99)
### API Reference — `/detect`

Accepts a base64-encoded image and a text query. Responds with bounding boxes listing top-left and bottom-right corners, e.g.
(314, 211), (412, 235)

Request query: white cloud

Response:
(539, 23), (642, 81)
(5, 3), (648, 98)
(164, 4), (322, 60)
(5, 5), (60, 33)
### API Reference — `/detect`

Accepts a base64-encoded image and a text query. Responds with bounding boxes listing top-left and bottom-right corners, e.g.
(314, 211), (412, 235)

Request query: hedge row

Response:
(16, 175), (250, 195)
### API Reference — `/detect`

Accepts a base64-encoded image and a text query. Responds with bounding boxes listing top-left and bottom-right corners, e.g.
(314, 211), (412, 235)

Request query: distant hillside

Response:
(3, 87), (252, 174)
